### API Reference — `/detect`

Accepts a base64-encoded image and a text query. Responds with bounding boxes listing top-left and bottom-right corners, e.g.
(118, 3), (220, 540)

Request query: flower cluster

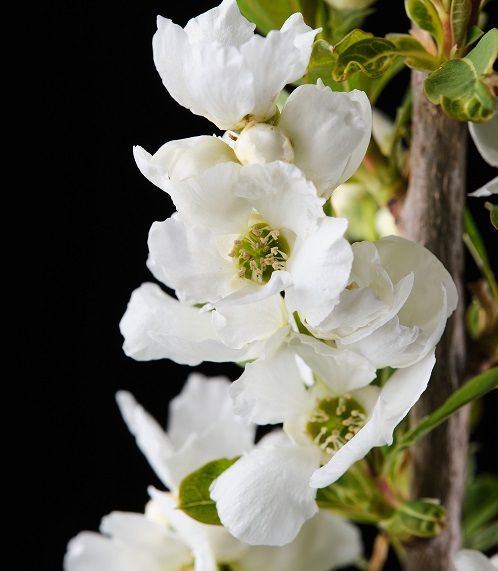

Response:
(66, 0), (459, 567)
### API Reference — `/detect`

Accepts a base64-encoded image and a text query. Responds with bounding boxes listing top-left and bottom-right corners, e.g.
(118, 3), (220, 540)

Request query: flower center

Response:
(230, 223), (289, 284)
(306, 395), (366, 455)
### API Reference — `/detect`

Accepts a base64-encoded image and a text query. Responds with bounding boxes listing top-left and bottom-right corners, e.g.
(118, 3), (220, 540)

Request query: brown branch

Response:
(369, 533), (390, 571)
(398, 71), (469, 571)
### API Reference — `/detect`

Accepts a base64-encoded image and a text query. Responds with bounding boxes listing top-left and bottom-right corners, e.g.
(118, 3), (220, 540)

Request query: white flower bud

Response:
(375, 207), (398, 237)
(234, 123), (294, 165)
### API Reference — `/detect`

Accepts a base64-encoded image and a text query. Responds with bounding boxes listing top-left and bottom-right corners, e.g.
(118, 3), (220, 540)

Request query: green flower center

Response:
(306, 395), (366, 454)
(230, 223), (290, 284)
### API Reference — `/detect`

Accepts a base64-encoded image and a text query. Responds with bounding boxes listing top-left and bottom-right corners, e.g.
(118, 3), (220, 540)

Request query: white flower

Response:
(468, 108), (498, 197)
(153, 0), (317, 130)
(454, 549), (498, 571)
(67, 374), (362, 570)
(65, 496), (361, 571)
(134, 82), (372, 199)
(119, 283), (287, 365)
(234, 83), (372, 197)
(308, 235), (458, 368)
(115, 373), (256, 492)
(146, 161), (353, 323)
(211, 347), (435, 544)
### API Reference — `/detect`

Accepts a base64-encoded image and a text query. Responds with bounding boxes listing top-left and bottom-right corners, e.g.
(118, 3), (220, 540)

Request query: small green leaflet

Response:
(178, 457), (239, 525)
(425, 29), (498, 122)
(391, 367), (498, 456)
(404, 0), (444, 53)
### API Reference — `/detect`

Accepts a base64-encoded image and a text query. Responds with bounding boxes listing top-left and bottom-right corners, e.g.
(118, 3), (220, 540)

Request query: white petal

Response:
(310, 351), (436, 487)
(147, 216), (234, 304)
(149, 489), (218, 571)
(116, 391), (175, 489)
(237, 161), (324, 236)
(468, 176), (498, 197)
(237, 512), (362, 571)
(454, 549), (497, 571)
(376, 235), (458, 321)
(239, 14), (318, 121)
(163, 420), (254, 490)
(184, 0), (255, 46)
(64, 513), (191, 571)
(162, 162), (250, 233)
(120, 283), (262, 365)
(469, 109), (498, 167)
(211, 444), (320, 546)
(212, 294), (288, 349)
(212, 270), (293, 308)
(168, 373), (255, 452)
(133, 136), (236, 191)
(230, 346), (311, 424)
(279, 84), (372, 197)
(291, 334), (376, 393)
(286, 217), (353, 326)
(153, 16), (255, 130)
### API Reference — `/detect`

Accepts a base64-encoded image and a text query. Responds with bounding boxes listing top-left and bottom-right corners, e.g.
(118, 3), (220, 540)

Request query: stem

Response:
(398, 71), (469, 571)
(368, 534), (390, 571)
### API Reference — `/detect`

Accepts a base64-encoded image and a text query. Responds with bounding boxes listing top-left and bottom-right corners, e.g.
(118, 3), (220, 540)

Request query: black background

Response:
(38, 1), (497, 569)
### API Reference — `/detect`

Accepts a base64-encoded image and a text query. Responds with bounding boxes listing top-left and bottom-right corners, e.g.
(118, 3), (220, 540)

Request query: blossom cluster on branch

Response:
(64, 1), (497, 570)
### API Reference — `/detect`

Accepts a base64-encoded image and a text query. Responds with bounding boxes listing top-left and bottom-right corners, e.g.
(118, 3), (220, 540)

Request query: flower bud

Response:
(234, 124), (294, 165)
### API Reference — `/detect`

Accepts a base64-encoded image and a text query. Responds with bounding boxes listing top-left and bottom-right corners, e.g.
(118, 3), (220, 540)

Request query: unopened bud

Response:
(234, 124), (294, 165)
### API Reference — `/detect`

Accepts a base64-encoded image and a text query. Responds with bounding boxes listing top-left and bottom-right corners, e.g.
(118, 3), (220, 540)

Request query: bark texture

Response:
(399, 71), (469, 571)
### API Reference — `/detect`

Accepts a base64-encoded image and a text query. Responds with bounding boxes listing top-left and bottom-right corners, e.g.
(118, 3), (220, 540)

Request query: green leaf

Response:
(334, 35), (399, 80)
(464, 208), (498, 299)
(303, 39), (339, 87)
(392, 367), (498, 454)
(405, 0), (444, 50)
(327, 6), (373, 44)
(382, 499), (447, 540)
(466, 25), (484, 48)
(451, 0), (472, 51)
(424, 58), (496, 122)
(236, 0), (304, 34)
(387, 33), (439, 71)
(178, 458), (239, 525)
(466, 28), (498, 74)
(463, 474), (498, 537)
(465, 520), (498, 552)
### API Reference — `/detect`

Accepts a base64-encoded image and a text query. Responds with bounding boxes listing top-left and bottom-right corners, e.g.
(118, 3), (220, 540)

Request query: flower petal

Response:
(149, 489), (218, 571)
(153, 16), (255, 130)
(120, 283), (263, 365)
(468, 176), (498, 197)
(237, 512), (362, 571)
(212, 294), (288, 349)
(116, 391), (175, 489)
(291, 334), (376, 393)
(236, 161), (324, 237)
(286, 217), (353, 326)
(279, 84), (372, 197)
(310, 351), (436, 487)
(147, 216), (234, 304)
(469, 108), (498, 167)
(239, 13), (318, 121)
(168, 373), (255, 452)
(230, 346), (311, 425)
(211, 444), (320, 546)
(133, 136), (236, 191)
(454, 549), (497, 571)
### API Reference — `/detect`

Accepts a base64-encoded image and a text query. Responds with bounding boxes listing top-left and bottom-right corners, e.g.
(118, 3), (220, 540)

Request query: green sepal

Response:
(486, 202), (498, 231)
(178, 457), (239, 525)
(381, 499), (447, 540)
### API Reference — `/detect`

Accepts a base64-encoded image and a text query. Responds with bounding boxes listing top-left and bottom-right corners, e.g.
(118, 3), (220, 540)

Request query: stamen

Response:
(230, 222), (290, 284)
